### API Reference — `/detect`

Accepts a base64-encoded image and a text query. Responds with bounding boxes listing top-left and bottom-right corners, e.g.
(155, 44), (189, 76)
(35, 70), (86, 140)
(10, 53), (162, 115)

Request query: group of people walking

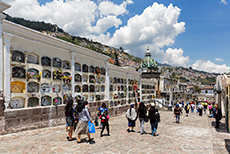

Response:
(173, 101), (222, 129)
(126, 102), (161, 136)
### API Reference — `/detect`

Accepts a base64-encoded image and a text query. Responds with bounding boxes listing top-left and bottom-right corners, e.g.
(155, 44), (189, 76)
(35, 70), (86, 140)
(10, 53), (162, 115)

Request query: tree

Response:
(194, 86), (201, 94)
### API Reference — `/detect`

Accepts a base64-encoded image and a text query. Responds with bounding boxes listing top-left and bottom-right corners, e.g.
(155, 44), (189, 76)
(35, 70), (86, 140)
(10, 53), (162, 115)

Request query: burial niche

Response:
(53, 57), (62, 68)
(63, 60), (70, 69)
(75, 63), (81, 71)
(28, 97), (39, 107)
(41, 83), (50, 93)
(27, 82), (39, 93)
(12, 50), (25, 63)
(27, 53), (39, 64)
(42, 70), (51, 78)
(53, 97), (62, 105)
(41, 96), (51, 106)
(12, 66), (25, 78)
(10, 97), (25, 109)
(41, 56), (51, 66)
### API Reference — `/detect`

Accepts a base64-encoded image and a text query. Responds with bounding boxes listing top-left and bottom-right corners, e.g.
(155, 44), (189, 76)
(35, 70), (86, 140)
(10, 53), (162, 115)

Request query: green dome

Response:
(141, 48), (158, 69)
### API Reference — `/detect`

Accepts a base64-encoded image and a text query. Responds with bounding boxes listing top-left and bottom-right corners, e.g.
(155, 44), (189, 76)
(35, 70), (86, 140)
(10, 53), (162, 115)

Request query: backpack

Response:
(101, 114), (108, 123)
(155, 110), (160, 122)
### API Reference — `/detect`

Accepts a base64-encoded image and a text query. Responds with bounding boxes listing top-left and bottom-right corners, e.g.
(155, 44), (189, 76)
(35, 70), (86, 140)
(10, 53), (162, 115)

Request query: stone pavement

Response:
(0, 110), (230, 154)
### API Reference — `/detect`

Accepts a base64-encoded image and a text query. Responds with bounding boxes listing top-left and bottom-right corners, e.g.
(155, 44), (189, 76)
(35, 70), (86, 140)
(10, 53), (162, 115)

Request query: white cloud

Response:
(215, 58), (224, 62)
(4, 0), (132, 36)
(4, 0), (187, 66)
(192, 60), (230, 74)
(221, 0), (228, 5)
(162, 48), (190, 67)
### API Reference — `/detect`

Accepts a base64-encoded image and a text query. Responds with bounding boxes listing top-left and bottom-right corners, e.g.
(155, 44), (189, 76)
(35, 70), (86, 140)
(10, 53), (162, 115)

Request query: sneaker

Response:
(153, 133), (156, 136)
(127, 129), (130, 133)
(130, 130), (135, 132)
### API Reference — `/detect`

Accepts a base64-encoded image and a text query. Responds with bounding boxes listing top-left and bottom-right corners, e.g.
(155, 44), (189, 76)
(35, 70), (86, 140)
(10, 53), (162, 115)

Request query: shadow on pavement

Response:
(211, 121), (228, 133)
(225, 139), (230, 154)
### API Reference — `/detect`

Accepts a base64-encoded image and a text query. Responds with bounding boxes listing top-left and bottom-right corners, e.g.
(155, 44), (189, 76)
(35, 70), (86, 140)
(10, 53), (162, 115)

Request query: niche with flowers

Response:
(53, 84), (61, 93)
(75, 85), (81, 93)
(75, 74), (82, 82)
(89, 75), (95, 83)
(42, 70), (51, 79)
(53, 97), (62, 105)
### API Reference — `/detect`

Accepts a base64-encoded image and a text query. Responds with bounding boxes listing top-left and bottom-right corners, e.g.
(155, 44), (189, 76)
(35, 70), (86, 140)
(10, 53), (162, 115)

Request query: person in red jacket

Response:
(99, 110), (110, 137)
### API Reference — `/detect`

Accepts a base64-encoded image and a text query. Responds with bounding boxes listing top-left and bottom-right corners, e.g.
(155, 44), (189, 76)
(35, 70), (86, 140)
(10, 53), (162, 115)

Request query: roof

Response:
(201, 86), (214, 90)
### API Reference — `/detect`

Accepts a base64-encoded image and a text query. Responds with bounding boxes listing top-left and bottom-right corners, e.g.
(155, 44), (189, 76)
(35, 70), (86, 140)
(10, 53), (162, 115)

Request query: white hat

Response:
(151, 103), (155, 106)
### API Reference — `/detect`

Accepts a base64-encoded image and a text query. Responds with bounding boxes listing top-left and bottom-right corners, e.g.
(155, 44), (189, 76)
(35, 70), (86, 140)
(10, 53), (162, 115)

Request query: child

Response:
(99, 110), (110, 137)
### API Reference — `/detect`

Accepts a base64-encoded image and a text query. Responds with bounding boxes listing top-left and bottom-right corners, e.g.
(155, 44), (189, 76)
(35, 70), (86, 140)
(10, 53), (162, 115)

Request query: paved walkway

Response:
(0, 110), (230, 154)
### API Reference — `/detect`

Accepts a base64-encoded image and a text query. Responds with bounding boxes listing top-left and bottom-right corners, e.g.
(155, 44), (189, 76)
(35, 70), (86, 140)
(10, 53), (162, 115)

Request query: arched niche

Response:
(41, 56), (51, 66)
(121, 78), (123, 84)
(42, 69), (51, 78)
(95, 67), (100, 75)
(82, 85), (88, 92)
(96, 76), (100, 84)
(114, 101), (118, 106)
(113, 85), (116, 91)
(82, 64), (88, 72)
(27, 53), (39, 64)
(121, 85), (124, 91)
(89, 94), (94, 102)
(27, 68), (39, 79)
(63, 72), (71, 77)
(63, 84), (71, 91)
(53, 57), (62, 68)
(101, 95), (105, 100)
(95, 85), (100, 92)
(101, 77), (105, 83)
(101, 85), (105, 92)
(101, 67), (105, 75)
(117, 78), (121, 83)
(10, 97), (25, 109)
(28, 97), (39, 107)
(41, 83), (50, 93)
(75, 74), (82, 82)
(118, 86), (121, 91)
(41, 96), (51, 106)
(96, 95), (100, 101)
(11, 81), (26, 93)
(82, 95), (88, 101)
(75, 85), (81, 93)
(89, 75), (95, 83)
(109, 101), (114, 107)
(113, 77), (117, 84)
(109, 77), (112, 83)
(89, 65), (94, 73)
(82, 75), (88, 82)
(27, 82), (39, 93)
(53, 84), (61, 92)
(109, 85), (113, 92)
(75, 63), (81, 71)
(89, 85), (95, 92)
(63, 60), (70, 69)
(12, 66), (25, 78)
(11, 50), (25, 63)
(124, 79), (127, 84)
(53, 97), (62, 105)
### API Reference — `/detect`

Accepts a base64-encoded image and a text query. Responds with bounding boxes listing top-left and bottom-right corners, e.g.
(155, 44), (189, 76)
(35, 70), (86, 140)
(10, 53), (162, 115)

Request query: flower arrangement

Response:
(53, 68), (63, 80)
(89, 78), (95, 83)
(63, 76), (72, 84)
(96, 68), (101, 75)
(75, 85), (81, 92)
(26, 72), (41, 81)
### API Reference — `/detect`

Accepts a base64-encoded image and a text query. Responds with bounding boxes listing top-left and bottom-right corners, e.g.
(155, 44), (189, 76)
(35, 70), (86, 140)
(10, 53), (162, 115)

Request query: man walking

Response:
(148, 103), (160, 136)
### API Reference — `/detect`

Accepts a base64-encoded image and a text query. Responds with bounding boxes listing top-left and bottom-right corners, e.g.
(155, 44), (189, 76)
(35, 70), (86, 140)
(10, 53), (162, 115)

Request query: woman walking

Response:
(126, 104), (137, 133)
(174, 104), (182, 123)
(75, 101), (94, 143)
(184, 103), (190, 116)
(137, 102), (147, 135)
(100, 110), (110, 137)
(65, 100), (74, 141)
(148, 103), (160, 136)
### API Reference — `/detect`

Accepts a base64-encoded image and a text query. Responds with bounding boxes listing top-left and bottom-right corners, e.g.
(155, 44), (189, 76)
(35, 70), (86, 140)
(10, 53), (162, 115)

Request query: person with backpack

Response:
(97, 103), (108, 128)
(126, 104), (137, 133)
(75, 100), (94, 143)
(148, 103), (160, 136)
(184, 103), (190, 117)
(137, 101), (147, 135)
(99, 110), (110, 137)
(65, 100), (74, 141)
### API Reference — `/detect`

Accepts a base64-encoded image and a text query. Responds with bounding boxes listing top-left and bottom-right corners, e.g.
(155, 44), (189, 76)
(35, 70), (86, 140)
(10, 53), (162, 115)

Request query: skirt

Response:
(75, 121), (89, 134)
(66, 115), (74, 127)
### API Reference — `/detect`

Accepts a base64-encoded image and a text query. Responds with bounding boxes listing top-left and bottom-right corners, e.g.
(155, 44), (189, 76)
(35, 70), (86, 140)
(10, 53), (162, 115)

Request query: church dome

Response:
(141, 47), (158, 69)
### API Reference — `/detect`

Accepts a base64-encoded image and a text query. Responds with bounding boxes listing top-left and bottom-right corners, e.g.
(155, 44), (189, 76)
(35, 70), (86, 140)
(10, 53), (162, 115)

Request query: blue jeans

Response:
(175, 114), (180, 122)
(150, 122), (158, 135)
(139, 118), (144, 134)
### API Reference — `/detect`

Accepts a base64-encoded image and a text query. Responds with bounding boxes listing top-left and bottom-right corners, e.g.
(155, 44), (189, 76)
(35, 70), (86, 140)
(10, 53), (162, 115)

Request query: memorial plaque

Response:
(41, 96), (51, 106)
(41, 83), (50, 93)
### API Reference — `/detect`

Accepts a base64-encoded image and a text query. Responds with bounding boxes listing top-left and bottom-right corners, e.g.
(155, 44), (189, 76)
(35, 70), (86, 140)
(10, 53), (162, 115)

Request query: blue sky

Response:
(3, 0), (230, 73)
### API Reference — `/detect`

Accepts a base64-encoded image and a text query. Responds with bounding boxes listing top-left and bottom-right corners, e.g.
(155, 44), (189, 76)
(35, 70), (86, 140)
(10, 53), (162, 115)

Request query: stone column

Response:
(0, 14), (5, 96)
(71, 53), (75, 98)
(3, 32), (13, 110)
(105, 62), (110, 101)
